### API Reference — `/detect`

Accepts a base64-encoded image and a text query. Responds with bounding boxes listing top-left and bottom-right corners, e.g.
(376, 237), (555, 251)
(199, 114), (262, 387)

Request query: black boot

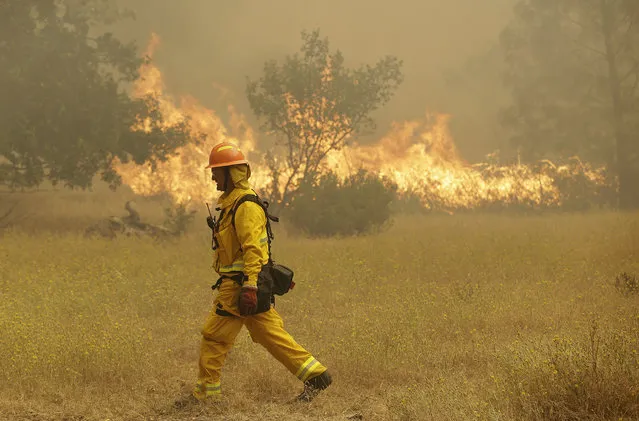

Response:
(296, 371), (332, 402)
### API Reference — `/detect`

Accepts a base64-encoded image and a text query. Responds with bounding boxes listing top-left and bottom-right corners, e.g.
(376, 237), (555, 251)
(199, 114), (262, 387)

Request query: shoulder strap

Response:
(230, 194), (259, 228)
(230, 193), (279, 263)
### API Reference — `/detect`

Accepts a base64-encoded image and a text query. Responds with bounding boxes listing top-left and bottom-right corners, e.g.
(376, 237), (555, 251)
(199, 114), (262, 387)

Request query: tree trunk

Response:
(617, 146), (639, 209)
(600, 0), (639, 209)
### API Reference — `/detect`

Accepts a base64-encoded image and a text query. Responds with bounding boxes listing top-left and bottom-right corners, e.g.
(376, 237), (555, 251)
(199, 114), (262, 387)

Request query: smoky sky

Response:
(112, 0), (515, 161)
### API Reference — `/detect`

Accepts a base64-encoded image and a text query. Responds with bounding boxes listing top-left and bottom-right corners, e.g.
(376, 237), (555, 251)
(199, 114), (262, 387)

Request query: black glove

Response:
(206, 216), (215, 230)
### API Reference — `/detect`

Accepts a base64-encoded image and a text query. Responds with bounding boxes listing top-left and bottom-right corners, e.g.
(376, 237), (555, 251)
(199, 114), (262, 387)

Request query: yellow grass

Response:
(1, 208), (638, 420)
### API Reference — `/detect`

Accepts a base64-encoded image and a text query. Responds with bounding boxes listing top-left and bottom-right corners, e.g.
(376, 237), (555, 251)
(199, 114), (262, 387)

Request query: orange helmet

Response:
(205, 142), (248, 169)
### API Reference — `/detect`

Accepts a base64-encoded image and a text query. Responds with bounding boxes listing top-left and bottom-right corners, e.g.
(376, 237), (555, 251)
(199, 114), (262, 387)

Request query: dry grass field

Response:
(1, 192), (638, 421)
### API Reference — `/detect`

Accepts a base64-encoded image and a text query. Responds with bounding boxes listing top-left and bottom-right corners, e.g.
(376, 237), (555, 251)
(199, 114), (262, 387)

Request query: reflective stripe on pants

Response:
(194, 380), (221, 399)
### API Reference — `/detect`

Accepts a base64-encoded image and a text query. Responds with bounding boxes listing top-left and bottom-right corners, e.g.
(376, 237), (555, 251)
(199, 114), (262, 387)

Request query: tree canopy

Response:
(0, 0), (192, 190)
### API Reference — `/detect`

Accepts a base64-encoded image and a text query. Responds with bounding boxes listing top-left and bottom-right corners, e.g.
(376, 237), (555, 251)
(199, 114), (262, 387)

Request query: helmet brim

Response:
(205, 159), (249, 169)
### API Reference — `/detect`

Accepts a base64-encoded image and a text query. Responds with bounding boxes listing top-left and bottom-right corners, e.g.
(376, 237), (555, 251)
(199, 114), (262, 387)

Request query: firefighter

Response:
(177, 141), (332, 407)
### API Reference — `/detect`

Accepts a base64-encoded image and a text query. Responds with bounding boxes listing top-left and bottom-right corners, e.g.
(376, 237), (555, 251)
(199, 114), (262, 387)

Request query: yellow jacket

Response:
(213, 187), (269, 288)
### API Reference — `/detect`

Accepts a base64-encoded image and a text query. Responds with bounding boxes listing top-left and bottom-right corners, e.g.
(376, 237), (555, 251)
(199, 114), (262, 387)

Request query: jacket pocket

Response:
(214, 224), (240, 268)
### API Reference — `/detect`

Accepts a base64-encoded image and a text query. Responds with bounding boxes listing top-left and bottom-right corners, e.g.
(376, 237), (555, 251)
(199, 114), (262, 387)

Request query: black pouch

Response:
(251, 263), (295, 314)
(270, 263), (295, 296)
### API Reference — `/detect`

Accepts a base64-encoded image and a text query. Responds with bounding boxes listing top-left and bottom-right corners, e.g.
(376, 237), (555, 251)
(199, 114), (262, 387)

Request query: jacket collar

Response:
(216, 187), (253, 209)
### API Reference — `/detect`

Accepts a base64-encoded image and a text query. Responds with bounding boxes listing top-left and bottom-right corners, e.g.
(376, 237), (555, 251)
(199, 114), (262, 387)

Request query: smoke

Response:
(111, 0), (515, 160)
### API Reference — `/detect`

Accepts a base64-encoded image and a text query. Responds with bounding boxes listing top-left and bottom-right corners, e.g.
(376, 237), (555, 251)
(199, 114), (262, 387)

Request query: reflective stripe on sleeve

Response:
(220, 261), (245, 272)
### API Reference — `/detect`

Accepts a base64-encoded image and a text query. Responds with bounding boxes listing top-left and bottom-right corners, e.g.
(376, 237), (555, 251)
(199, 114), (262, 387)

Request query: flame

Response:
(114, 34), (611, 211)
(114, 33), (262, 206)
(328, 114), (608, 210)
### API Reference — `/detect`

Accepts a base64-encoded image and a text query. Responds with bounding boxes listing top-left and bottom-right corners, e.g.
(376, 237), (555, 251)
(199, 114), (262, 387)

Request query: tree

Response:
(501, 0), (639, 209)
(246, 29), (403, 209)
(0, 0), (193, 190)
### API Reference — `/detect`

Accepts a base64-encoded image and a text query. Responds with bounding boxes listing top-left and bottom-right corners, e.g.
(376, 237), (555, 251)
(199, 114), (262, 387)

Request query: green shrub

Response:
(286, 170), (397, 237)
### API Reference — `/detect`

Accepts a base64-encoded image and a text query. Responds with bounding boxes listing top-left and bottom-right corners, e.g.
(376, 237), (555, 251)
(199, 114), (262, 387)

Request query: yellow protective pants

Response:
(194, 279), (327, 399)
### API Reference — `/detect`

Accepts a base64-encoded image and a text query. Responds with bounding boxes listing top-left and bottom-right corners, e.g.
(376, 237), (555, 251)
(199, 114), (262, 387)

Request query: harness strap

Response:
(229, 193), (278, 264)
(215, 308), (236, 317)
(215, 303), (236, 317)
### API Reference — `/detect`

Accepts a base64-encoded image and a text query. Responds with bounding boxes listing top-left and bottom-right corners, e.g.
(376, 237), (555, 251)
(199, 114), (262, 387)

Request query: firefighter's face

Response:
(211, 167), (228, 191)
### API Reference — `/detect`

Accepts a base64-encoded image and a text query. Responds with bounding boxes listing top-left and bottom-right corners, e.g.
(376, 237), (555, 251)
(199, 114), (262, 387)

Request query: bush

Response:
(615, 272), (639, 297)
(286, 170), (397, 237)
(498, 320), (639, 421)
